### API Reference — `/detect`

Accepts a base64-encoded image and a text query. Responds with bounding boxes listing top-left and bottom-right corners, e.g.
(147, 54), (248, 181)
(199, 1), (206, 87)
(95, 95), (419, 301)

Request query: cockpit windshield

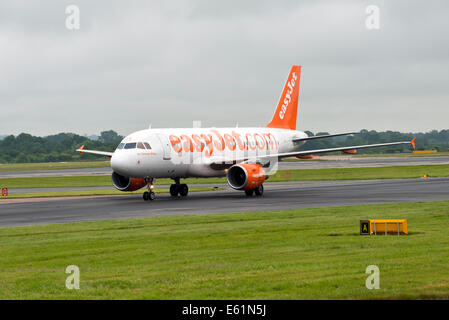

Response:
(124, 142), (137, 149)
(118, 142), (151, 150)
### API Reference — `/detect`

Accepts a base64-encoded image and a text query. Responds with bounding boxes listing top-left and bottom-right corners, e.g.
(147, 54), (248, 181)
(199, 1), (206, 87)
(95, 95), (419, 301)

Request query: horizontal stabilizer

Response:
(293, 132), (358, 142)
(76, 145), (113, 158)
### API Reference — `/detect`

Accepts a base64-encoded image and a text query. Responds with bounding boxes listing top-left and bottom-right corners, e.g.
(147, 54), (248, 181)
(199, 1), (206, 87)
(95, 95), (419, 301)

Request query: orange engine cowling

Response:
(112, 172), (147, 192)
(227, 164), (266, 190)
(342, 149), (357, 154)
(296, 154), (317, 159)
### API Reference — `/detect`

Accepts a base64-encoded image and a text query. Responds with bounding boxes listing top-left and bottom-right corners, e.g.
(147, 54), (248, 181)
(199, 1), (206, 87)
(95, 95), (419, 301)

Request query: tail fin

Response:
(266, 65), (301, 130)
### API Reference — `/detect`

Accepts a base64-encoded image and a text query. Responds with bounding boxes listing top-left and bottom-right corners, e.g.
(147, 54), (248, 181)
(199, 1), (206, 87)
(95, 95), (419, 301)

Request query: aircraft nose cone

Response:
(111, 153), (129, 176)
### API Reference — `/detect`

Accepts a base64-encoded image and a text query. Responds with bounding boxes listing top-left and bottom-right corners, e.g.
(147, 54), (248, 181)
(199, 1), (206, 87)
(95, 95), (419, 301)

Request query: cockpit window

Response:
(144, 142), (152, 149)
(124, 142), (137, 149)
(137, 142), (146, 149)
(116, 143), (125, 150)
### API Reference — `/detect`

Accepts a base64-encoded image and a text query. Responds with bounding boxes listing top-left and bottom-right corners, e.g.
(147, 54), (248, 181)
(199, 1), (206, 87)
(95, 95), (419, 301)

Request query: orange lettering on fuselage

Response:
(246, 133), (256, 150)
(191, 134), (204, 152)
(210, 129), (225, 151)
(223, 133), (236, 151)
(231, 131), (245, 150)
(169, 135), (183, 153)
(200, 133), (214, 157)
(168, 131), (278, 156)
(263, 133), (277, 150)
(254, 133), (266, 150)
(180, 134), (194, 152)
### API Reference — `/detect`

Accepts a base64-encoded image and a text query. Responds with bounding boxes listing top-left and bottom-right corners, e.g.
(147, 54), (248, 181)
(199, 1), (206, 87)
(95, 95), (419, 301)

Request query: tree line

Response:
(302, 129), (449, 154)
(0, 130), (122, 163)
(0, 129), (448, 163)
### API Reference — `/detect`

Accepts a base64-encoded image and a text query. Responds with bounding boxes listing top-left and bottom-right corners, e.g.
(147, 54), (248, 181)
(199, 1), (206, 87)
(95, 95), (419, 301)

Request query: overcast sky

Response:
(1, 0), (448, 136)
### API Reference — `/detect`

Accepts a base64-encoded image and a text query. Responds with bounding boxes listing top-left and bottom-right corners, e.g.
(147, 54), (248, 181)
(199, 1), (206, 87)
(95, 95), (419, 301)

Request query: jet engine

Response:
(226, 164), (267, 190)
(112, 172), (147, 192)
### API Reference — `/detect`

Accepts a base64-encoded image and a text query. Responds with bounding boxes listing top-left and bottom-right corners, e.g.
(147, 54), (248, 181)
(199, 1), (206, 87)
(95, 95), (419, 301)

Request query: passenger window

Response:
(144, 142), (152, 149)
(124, 142), (137, 149)
(137, 142), (145, 149)
(116, 143), (125, 149)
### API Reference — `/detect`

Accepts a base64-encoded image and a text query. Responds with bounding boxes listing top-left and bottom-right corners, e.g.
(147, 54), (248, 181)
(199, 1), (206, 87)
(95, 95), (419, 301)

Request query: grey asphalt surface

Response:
(0, 167), (111, 178)
(1, 156), (448, 178)
(1, 178), (448, 227)
(7, 183), (221, 194)
(280, 155), (449, 169)
(7, 186), (116, 194)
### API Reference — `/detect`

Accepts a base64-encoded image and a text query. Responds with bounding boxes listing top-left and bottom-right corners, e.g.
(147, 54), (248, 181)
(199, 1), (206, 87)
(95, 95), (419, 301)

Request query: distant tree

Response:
(15, 152), (29, 163)
(99, 130), (122, 144)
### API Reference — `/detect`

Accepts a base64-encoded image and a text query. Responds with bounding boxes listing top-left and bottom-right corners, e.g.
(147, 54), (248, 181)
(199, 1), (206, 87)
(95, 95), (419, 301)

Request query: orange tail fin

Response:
(266, 65), (301, 130)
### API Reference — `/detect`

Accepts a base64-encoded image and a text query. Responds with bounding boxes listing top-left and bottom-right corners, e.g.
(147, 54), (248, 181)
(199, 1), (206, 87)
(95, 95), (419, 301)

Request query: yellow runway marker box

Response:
(360, 219), (407, 235)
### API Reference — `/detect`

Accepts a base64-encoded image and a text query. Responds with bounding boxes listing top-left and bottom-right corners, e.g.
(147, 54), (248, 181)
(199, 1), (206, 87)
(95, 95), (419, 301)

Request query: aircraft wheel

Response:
(254, 185), (264, 196)
(143, 192), (149, 201)
(149, 191), (156, 201)
(245, 189), (254, 196)
(179, 184), (189, 197)
(170, 184), (179, 197)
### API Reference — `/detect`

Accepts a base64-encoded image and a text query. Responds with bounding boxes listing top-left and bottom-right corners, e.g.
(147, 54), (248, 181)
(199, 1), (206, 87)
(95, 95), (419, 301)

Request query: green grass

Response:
(267, 164), (449, 181)
(283, 152), (449, 161)
(5, 187), (223, 199)
(0, 175), (226, 189)
(0, 201), (448, 299)
(0, 175), (114, 189)
(354, 151), (449, 158)
(1, 165), (449, 190)
(0, 161), (109, 172)
(0, 151), (447, 170)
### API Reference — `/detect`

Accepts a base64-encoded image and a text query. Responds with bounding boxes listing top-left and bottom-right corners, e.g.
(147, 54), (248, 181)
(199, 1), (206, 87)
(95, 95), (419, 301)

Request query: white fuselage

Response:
(110, 127), (307, 179)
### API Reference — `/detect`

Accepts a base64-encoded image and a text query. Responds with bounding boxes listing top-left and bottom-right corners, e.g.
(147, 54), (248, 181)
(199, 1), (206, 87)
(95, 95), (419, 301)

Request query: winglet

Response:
(410, 137), (416, 150)
(77, 144), (85, 156)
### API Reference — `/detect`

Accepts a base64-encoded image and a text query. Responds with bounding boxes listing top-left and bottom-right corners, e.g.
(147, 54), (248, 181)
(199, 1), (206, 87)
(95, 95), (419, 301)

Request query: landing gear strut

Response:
(170, 178), (189, 197)
(143, 177), (156, 201)
(245, 184), (264, 197)
(255, 184), (264, 196)
(245, 189), (254, 196)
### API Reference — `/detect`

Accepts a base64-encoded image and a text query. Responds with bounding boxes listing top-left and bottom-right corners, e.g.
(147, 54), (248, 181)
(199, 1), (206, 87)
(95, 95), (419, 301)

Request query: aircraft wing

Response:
(270, 138), (415, 159)
(76, 145), (113, 157)
(210, 138), (416, 168)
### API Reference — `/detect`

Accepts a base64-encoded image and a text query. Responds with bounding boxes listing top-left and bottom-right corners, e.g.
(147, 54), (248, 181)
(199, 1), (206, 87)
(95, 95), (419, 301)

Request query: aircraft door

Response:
(156, 133), (172, 160)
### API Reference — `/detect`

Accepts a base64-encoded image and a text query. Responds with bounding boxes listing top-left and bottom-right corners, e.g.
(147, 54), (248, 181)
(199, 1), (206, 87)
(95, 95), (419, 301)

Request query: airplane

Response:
(76, 65), (416, 201)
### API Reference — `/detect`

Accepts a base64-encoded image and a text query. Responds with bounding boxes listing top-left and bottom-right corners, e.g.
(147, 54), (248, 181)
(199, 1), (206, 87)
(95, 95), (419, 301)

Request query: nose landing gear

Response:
(143, 191), (155, 201)
(143, 177), (156, 202)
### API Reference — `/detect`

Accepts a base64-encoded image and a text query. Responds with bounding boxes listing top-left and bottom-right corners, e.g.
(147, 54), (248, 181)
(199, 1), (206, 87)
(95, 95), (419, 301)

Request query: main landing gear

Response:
(244, 184), (264, 197)
(143, 177), (156, 201)
(142, 177), (189, 201)
(170, 178), (189, 197)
